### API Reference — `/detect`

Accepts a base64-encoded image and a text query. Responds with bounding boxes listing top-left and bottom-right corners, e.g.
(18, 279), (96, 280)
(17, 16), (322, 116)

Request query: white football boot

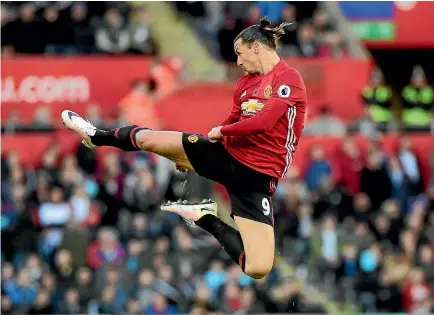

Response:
(61, 110), (98, 149)
(161, 199), (218, 227)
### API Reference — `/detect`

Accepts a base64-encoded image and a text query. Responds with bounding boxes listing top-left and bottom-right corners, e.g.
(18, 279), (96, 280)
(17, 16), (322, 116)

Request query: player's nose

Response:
(237, 56), (243, 67)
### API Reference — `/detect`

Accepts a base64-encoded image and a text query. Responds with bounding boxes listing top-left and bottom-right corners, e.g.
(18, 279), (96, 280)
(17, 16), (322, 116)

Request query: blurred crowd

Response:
(175, 1), (348, 72)
(1, 135), (326, 314)
(274, 135), (434, 312)
(1, 1), (156, 56)
(2, 115), (434, 314)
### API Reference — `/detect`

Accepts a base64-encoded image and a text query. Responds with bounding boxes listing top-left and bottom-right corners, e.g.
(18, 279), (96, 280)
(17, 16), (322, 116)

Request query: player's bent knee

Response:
(244, 261), (273, 279)
(135, 130), (155, 151)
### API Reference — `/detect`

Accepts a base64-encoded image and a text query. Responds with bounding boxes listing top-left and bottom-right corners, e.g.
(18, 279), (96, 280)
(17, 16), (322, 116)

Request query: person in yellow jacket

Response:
(362, 68), (393, 123)
(401, 65), (433, 127)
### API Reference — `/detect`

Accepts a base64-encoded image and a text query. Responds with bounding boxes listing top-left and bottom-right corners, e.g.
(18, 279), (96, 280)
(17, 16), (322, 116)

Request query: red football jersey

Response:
(220, 59), (307, 179)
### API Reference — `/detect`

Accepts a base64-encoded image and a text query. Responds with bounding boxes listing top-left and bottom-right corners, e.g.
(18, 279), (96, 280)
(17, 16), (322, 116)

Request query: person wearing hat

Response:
(361, 67), (393, 125)
(401, 65), (433, 128)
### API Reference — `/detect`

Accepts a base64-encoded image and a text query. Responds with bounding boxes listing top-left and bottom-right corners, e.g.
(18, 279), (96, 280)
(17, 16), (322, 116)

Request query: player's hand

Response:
(208, 126), (223, 142)
(175, 164), (188, 173)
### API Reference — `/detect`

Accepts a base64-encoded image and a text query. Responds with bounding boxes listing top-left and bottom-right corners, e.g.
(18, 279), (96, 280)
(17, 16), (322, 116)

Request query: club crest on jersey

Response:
(264, 85), (272, 98)
(188, 135), (199, 143)
(278, 85), (291, 98)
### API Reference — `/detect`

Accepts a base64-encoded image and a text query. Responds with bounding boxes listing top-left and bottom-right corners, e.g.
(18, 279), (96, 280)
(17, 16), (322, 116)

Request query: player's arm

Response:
(220, 104), (241, 126)
(220, 99), (288, 135)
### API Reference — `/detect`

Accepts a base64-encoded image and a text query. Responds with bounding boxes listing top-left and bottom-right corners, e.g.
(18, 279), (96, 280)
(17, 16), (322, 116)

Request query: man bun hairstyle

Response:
(235, 17), (291, 50)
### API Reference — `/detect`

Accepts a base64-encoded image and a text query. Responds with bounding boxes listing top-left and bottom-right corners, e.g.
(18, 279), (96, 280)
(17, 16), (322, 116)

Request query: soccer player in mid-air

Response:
(61, 17), (306, 279)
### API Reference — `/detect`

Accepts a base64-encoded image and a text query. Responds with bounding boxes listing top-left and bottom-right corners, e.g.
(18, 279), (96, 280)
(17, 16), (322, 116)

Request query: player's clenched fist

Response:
(208, 126), (223, 141)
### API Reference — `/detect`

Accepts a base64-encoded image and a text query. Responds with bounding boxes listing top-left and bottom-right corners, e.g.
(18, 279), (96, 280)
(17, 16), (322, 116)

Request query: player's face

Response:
(234, 39), (260, 75)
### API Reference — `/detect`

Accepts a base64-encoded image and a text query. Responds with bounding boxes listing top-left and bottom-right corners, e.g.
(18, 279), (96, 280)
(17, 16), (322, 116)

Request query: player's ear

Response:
(253, 42), (260, 54)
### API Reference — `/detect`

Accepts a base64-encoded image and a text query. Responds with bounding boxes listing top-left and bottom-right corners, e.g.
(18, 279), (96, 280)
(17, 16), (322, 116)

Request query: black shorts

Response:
(182, 133), (277, 226)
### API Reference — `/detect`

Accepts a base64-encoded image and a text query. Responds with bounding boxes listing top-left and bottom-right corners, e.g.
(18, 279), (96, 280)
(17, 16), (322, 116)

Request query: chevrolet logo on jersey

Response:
(241, 99), (264, 115)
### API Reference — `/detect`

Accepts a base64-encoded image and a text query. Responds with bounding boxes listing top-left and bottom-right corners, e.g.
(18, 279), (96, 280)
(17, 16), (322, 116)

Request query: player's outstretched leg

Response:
(161, 200), (274, 279)
(161, 200), (251, 276)
(61, 110), (193, 170)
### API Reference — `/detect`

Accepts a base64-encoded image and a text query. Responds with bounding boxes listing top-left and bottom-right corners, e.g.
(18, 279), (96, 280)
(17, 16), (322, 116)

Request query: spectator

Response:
(401, 268), (432, 313)
(240, 287), (265, 313)
(70, 185), (92, 225)
(118, 79), (160, 129)
(128, 213), (150, 241)
(99, 267), (128, 308)
(23, 253), (48, 283)
(53, 249), (76, 289)
(401, 65), (433, 128)
(154, 264), (181, 304)
(312, 9), (333, 43)
(417, 245), (434, 285)
(145, 292), (178, 314)
(86, 227), (125, 269)
(74, 267), (95, 307)
(303, 106), (347, 136)
(58, 287), (82, 314)
(3, 109), (20, 132)
(398, 136), (423, 196)
(70, 3), (95, 53)
(2, 262), (15, 284)
(126, 297), (142, 315)
(40, 273), (59, 308)
(310, 215), (341, 278)
(136, 268), (156, 310)
(38, 146), (60, 184)
(123, 160), (159, 213)
(98, 285), (124, 314)
(42, 6), (76, 55)
(336, 245), (358, 280)
(372, 214), (394, 250)
(59, 154), (84, 195)
(9, 3), (45, 54)
(127, 6), (155, 55)
(305, 144), (332, 191)
(124, 238), (144, 274)
(244, 4), (261, 28)
(1, 4), (14, 56)
(335, 137), (364, 195)
(296, 21), (318, 57)
(375, 269), (402, 312)
(217, 13), (244, 79)
(387, 155), (411, 208)
(38, 186), (71, 227)
(1, 295), (14, 315)
(318, 31), (349, 59)
(27, 289), (53, 314)
(204, 260), (226, 295)
(279, 4), (298, 48)
(3, 268), (37, 308)
(31, 105), (54, 128)
(95, 8), (129, 54)
(356, 243), (384, 306)
(360, 151), (392, 210)
(85, 103), (105, 129)
(97, 152), (125, 226)
(221, 282), (242, 313)
(271, 279), (302, 313)
(399, 229), (418, 262)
